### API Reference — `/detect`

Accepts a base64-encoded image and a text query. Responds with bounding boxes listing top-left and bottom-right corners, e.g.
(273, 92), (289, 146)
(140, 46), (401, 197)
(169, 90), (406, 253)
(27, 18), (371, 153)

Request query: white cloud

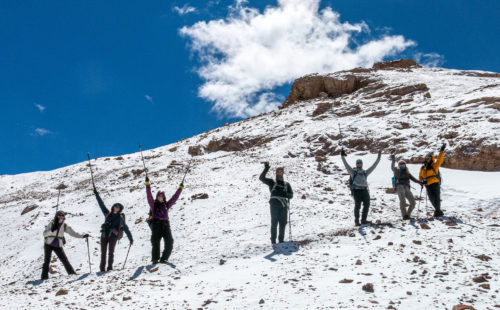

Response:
(34, 128), (52, 136)
(415, 52), (445, 68)
(174, 4), (197, 15)
(180, 0), (415, 118)
(34, 103), (46, 112)
(145, 94), (154, 104)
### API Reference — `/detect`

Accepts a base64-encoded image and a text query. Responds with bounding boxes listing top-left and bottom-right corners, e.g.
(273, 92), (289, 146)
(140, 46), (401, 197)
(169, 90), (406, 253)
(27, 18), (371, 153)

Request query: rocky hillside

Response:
(0, 60), (499, 310)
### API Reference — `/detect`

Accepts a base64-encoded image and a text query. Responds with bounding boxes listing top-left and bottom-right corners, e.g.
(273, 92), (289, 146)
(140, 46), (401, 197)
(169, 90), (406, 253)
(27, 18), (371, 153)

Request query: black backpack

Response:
(104, 212), (126, 240)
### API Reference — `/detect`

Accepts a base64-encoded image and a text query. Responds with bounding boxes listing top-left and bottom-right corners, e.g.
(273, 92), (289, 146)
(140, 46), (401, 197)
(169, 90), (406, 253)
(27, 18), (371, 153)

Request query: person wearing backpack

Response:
(145, 176), (183, 264)
(41, 210), (89, 280)
(341, 148), (382, 226)
(93, 187), (133, 272)
(259, 162), (293, 244)
(391, 154), (424, 220)
(419, 144), (446, 217)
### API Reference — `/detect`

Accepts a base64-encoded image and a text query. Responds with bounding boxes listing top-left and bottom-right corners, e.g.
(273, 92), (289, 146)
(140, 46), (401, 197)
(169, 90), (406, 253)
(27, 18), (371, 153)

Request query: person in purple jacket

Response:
(146, 175), (183, 264)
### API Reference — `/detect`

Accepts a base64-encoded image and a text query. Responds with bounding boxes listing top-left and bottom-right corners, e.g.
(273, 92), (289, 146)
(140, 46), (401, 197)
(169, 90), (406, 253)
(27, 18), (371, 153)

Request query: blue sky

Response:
(1, 0), (499, 174)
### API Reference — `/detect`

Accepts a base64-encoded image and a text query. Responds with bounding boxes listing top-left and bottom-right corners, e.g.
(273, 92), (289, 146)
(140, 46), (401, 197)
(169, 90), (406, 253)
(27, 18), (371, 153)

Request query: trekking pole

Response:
(87, 152), (96, 187)
(288, 200), (293, 242)
(85, 237), (92, 274)
(182, 156), (194, 184)
(55, 189), (61, 211)
(123, 244), (132, 270)
(417, 185), (423, 220)
(139, 144), (148, 177)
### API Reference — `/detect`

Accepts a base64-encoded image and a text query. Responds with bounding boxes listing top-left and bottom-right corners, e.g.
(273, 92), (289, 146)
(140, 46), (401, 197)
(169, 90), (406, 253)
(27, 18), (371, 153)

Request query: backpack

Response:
(105, 212), (126, 240)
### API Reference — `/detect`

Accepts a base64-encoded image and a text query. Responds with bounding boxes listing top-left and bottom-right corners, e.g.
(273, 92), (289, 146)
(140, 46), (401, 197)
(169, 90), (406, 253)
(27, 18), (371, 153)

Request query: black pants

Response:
(151, 220), (173, 263)
(353, 188), (370, 223)
(426, 183), (442, 215)
(41, 244), (75, 280)
(270, 204), (288, 243)
(100, 235), (118, 271)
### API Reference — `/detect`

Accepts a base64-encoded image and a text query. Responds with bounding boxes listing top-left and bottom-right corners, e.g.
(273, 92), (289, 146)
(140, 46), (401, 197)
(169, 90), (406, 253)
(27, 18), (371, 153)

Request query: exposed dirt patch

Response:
(372, 59), (421, 70)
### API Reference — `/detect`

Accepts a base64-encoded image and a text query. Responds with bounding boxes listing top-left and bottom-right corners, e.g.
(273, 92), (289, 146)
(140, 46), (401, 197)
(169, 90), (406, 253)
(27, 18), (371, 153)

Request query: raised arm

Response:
(94, 189), (109, 215)
(341, 152), (354, 175)
(145, 177), (155, 211)
(166, 185), (184, 209)
(259, 164), (274, 187)
(366, 151), (382, 176)
(390, 154), (396, 172)
(65, 224), (85, 238)
(435, 151), (445, 169)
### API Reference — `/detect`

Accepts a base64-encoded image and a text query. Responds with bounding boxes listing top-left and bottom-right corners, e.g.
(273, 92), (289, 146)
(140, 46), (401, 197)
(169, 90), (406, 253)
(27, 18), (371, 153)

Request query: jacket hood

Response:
(111, 203), (124, 212)
(156, 191), (166, 202)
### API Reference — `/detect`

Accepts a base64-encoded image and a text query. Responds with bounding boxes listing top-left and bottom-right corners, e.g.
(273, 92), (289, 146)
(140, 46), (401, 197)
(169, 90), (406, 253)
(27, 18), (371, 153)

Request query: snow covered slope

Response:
(0, 61), (499, 309)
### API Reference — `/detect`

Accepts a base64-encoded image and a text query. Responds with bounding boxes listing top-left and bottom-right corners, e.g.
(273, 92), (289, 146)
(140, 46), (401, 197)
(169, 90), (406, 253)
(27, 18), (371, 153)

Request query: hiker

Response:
(146, 176), (183, 264)
(391, 154), (423, 220)
(259, 162), (293, 244)
(93, 187), (133, 272)
(41, 210), (89, 280)
(419, 144), (446, 217)
(341, 148), (382, 226)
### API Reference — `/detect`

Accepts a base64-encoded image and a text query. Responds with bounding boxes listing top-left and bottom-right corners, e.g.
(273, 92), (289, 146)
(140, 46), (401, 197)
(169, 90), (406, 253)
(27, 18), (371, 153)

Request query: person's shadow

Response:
(264, 241), (300, 262)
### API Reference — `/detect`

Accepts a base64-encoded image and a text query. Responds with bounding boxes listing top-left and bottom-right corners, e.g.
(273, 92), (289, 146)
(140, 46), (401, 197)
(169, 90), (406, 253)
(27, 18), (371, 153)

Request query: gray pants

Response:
(396, 185), (415, 218)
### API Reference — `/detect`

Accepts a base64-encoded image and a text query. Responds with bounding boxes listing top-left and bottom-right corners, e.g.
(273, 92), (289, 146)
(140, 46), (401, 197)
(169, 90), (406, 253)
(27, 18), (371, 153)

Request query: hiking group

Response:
(41, 142), (447, 279)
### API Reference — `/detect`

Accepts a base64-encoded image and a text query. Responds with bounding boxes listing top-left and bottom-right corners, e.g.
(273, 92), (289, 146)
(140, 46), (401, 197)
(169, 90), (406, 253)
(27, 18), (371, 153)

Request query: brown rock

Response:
(474, 254), (492, 262)
(339, 279), (353, 283)
(259, 299), (265, 304)
(191, 193), (209, 200)
(362, 283), (374, 293)
(149, 267), (159, 273)
(55, 289), (68, 296)
(413, 240), (422, 245)
(123, 296), (132, 301)
(420, 223), (431, 229)
(282, 75), (371, 108)
(188, 145), (203, 156)
(452, 305), (476, 310)
(21, 205), (38, 215)
(219, 259), (226, 265)
(372, 59), (421, 70)
(355, 259), (362, 265)
(472, 275), (487, 283)
(479, 283), (490, 289)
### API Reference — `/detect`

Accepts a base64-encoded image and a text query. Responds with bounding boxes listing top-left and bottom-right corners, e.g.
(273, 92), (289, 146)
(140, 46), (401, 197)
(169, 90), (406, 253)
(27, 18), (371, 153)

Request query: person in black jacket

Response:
(94, 187), (133, 272)
(391, 154), (423, 220)
(259, 162), (293, 244)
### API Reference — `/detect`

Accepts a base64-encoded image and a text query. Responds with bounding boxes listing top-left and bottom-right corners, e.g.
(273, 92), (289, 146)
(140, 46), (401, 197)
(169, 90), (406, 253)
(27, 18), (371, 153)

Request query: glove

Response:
(440, 143), (446, 152)
(390, 154), (395, 161)
(378, 150), (382, 156)
(51, 222), (58, 232)
(82, 234), (89, 238)
(130, 239), (134, 245)
(264, 162), (270, 169)
(340, 148), (347, 157)
(93, 186), (98, 195)
(180, 183), (184, 189)
(145, 176), (149, 183)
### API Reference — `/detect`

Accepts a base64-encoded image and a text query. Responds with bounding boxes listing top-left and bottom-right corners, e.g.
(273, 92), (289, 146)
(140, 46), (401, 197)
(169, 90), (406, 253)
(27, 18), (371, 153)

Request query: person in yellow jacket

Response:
(419, 143), (446, 217)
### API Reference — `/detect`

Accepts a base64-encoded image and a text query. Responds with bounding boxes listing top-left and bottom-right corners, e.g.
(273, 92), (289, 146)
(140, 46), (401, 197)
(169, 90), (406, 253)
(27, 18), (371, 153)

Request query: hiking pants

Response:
(151, 220), (173, 262)
(353, 188), (370, 223)
(100, 235), (118, 271)
(396, 185), (416, 218)
(41, 244), (75, 280)
(270, 204), (288, 243)
(426, 183), (441, 214)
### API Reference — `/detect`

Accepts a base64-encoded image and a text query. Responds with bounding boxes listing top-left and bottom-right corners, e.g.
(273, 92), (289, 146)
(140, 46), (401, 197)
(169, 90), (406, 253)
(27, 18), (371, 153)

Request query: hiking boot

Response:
(159, 260), (168, 264)
(403, 215), (410, 220)
(355, 221), (360, 227)
(361, 220), (372, 225)
(152, 260), (158, 265)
